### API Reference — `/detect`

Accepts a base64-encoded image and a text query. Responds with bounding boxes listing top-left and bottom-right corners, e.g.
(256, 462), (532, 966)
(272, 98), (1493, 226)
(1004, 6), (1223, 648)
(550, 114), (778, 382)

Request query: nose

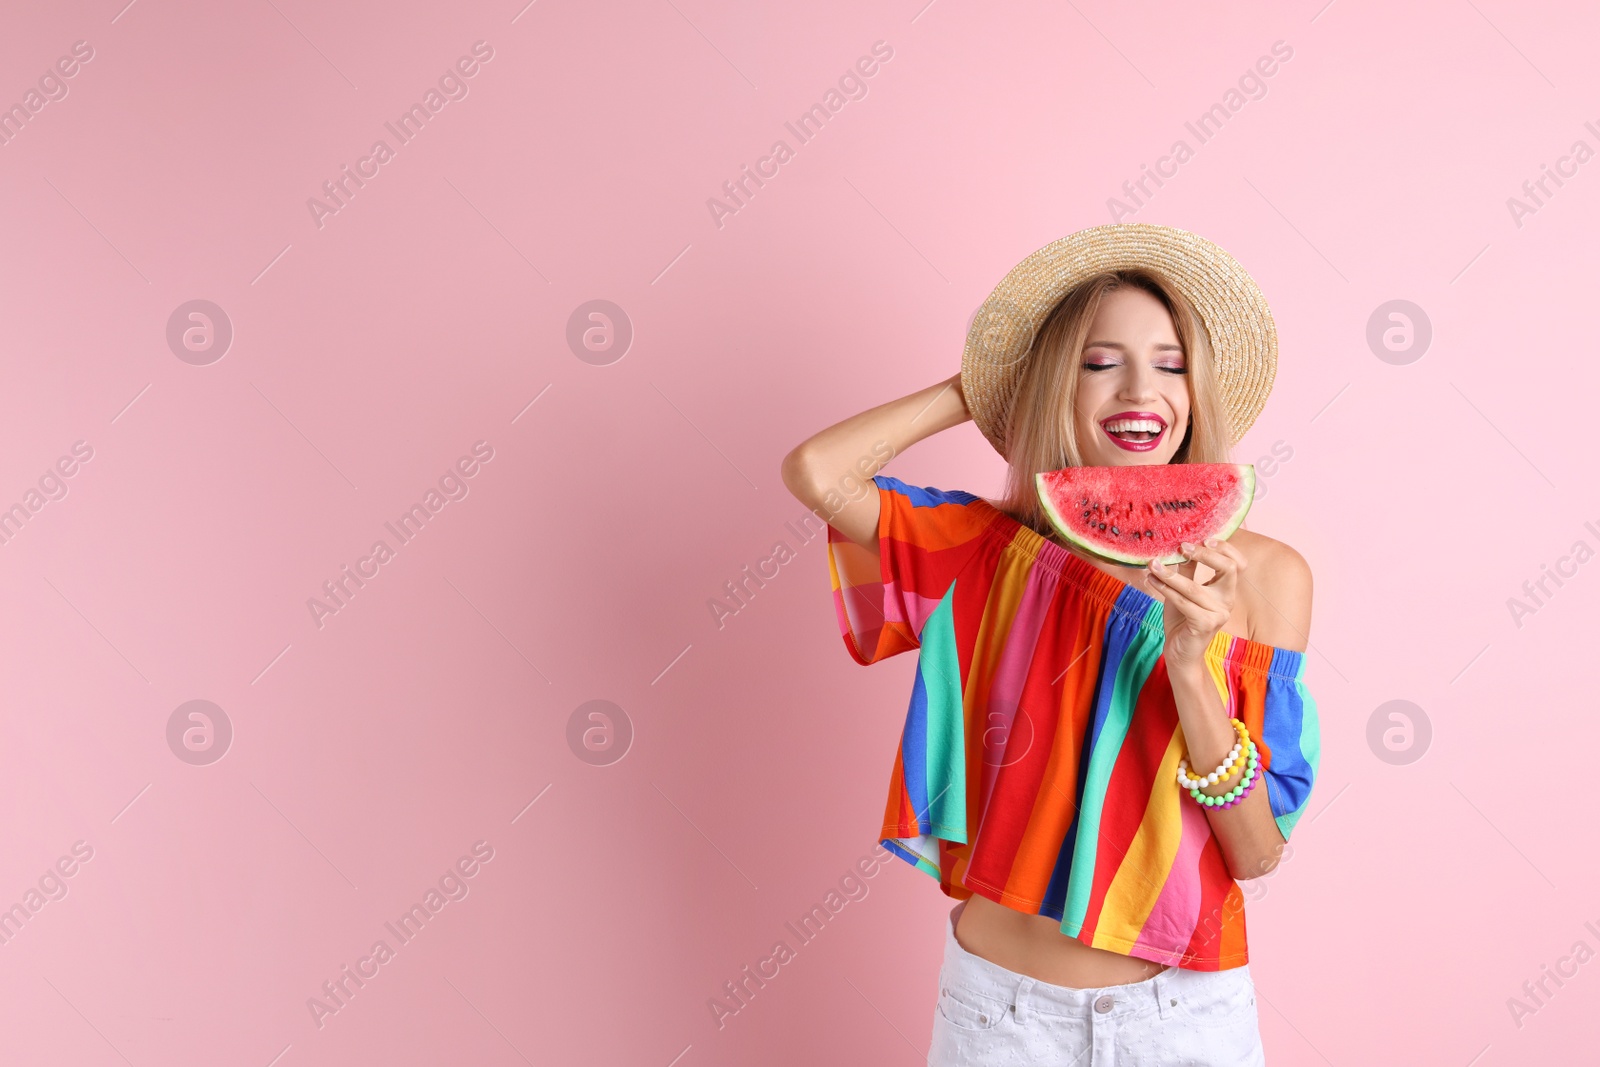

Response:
(1117, 360), (1161, 405)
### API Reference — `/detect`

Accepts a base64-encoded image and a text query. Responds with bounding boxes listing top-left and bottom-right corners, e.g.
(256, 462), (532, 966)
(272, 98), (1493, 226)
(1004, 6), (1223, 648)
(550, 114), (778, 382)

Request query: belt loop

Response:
(1155, 966), (1176, 1020)
(1012, 976), (1034, 1024)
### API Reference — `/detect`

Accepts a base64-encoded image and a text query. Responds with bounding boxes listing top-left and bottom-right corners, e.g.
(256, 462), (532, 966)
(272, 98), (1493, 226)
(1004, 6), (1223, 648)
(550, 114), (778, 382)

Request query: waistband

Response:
(940, 899), (1249, 1025)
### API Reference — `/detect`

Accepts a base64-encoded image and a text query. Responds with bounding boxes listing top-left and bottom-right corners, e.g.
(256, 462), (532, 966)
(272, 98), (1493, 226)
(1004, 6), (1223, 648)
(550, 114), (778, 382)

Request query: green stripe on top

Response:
(1060, 598), (1165, 934)
(918, 586), (967, 841)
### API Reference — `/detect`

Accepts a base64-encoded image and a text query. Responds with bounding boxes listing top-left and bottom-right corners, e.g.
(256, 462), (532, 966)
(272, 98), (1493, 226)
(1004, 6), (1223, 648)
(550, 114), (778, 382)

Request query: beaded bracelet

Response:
(1189, 741), (1259, 809)
(1175, 718), (1251, 790)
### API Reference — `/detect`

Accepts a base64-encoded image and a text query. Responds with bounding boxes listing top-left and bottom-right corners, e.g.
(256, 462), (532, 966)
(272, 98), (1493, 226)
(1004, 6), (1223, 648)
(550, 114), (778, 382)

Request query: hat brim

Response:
(961, 222), (1277, 458)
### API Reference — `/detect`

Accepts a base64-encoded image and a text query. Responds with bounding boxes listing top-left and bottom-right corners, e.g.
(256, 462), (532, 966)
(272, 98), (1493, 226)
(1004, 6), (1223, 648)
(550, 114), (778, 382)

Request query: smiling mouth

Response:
(1100, 415), (1168, 450)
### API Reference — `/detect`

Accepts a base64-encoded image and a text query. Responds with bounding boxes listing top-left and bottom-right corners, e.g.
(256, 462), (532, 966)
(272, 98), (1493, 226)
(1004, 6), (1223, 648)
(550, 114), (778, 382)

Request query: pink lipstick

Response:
(1099, 411), (1168, 453)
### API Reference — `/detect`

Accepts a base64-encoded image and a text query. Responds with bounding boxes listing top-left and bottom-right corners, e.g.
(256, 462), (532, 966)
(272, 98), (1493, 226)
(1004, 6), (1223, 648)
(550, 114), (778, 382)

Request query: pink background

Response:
(2, 0), (1597, 1063)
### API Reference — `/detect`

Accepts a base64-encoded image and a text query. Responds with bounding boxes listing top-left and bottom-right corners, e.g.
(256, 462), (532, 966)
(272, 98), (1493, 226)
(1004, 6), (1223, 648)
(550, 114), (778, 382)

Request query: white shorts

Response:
(928, 900), (1267, 1066)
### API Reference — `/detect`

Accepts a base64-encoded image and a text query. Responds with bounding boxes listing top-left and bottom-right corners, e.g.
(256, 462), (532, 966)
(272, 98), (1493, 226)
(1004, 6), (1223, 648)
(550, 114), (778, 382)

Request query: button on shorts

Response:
(928, 900), (1266, 1066)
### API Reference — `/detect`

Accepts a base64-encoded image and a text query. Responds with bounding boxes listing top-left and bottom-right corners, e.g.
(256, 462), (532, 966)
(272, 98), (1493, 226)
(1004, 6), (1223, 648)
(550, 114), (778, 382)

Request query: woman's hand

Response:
(1145, 537), (1248, 673)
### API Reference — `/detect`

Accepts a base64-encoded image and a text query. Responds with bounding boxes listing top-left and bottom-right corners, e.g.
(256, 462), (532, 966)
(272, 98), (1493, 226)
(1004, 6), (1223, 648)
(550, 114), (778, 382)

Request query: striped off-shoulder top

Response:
(824, 474), (1321, 971)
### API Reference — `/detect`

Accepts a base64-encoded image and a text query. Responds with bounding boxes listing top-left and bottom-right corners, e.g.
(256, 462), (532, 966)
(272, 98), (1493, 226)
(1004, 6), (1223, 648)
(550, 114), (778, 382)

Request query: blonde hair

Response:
(993, 268), (1234, 537)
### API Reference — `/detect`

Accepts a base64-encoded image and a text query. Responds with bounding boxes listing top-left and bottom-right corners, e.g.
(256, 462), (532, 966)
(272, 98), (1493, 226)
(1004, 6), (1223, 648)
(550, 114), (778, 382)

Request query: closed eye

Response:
(1081, 363), (1187, 374)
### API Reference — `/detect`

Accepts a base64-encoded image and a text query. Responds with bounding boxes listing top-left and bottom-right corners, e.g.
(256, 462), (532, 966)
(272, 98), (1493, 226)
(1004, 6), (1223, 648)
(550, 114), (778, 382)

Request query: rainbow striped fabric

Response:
(825, 475), (1320, 971)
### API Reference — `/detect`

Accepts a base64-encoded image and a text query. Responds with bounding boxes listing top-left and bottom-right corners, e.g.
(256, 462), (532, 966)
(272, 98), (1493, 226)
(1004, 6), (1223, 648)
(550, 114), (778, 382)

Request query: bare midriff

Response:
(954, 893), (1172, 988)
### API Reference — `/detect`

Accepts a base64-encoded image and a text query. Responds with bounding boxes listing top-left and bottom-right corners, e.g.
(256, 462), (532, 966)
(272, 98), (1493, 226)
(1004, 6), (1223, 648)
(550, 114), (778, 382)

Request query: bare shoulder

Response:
(1228, 528), (1313, 651)
(1229, 528), (1312, 583)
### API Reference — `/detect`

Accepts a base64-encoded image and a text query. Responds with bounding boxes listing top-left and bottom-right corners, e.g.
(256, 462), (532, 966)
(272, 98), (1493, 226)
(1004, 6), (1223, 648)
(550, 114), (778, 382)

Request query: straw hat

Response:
(960, 222), (1277, 457)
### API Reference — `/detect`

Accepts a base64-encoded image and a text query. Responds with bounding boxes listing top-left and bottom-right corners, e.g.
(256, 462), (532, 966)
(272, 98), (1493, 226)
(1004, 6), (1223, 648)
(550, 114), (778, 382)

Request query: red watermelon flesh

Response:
(1034, 463), (1256, 567)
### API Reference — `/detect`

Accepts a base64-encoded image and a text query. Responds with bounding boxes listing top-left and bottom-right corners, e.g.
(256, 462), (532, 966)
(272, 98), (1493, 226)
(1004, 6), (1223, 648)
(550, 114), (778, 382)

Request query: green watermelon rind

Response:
(1034, 465), (1256, 568)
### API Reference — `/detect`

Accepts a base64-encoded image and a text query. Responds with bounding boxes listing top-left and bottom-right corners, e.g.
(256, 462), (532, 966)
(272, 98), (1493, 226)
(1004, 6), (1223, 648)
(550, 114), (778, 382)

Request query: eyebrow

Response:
(1084, 340), (1185, 352)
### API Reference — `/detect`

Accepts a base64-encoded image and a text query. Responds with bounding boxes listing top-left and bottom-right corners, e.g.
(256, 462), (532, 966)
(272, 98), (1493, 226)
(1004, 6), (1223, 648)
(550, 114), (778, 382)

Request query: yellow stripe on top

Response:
(1092, 726), (1188, 950)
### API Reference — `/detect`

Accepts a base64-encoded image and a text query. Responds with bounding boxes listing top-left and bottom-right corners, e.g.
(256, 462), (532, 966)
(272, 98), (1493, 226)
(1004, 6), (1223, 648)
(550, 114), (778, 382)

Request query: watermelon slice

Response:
(1034, 463), (1256, 567)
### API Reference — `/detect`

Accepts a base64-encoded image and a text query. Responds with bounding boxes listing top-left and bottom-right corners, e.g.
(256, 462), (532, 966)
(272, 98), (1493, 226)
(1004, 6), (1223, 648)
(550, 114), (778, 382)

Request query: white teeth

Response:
(1104, 418), (1164, 434)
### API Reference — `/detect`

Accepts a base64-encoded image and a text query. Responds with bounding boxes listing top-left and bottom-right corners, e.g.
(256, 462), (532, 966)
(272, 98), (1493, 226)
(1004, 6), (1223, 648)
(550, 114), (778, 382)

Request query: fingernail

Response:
(1204, 537), (1218, 548)
(1179, 542), (1194, 553)
(1151, 559), (1166, 573)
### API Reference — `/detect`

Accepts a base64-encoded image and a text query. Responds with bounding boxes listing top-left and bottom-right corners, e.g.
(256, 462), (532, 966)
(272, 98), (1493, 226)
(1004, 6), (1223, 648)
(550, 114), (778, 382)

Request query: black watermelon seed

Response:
(1099, 523), (1106, 531)
(1145, 529), (1154, 537)
(1111, 526), (1119, 535)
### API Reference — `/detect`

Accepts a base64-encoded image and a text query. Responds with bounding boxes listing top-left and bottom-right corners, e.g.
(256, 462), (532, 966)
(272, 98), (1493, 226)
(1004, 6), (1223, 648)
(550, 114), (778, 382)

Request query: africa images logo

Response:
(307, 841), (495, 1029)
(307, 441), (495, 629)
(705, 40), (894, 230)
(306, 41), (495, 229)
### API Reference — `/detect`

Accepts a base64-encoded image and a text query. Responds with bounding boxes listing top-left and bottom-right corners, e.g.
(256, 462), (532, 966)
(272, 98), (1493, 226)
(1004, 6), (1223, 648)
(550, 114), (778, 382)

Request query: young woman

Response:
(782, 224), (1319, 1064)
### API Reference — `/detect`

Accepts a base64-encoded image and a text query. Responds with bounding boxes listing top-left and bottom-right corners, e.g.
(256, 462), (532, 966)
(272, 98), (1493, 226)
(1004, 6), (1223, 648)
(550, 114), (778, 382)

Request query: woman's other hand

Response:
(1146, 537), (1247, 672)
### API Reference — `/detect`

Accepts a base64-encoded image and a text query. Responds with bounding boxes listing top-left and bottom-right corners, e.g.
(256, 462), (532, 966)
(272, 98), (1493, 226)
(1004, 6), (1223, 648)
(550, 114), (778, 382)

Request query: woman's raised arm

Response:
(780, 373), (972, 550)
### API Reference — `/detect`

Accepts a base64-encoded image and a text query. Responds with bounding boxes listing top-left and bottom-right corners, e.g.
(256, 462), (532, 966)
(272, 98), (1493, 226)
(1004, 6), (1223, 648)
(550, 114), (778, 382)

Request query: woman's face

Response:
(1071, 286), (1191, 466)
